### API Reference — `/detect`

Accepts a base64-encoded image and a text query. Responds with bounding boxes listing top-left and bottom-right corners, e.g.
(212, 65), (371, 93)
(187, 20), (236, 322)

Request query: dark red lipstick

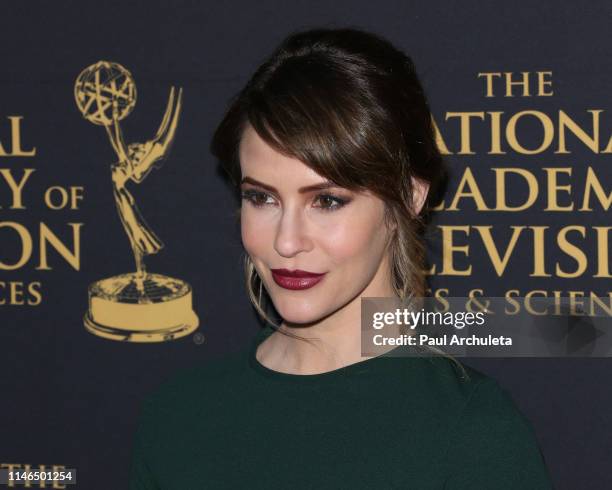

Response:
(271, 269), (327, 290)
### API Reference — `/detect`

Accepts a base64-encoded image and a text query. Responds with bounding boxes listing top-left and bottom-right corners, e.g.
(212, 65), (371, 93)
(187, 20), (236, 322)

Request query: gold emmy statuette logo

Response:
(74, 60), (199, 342)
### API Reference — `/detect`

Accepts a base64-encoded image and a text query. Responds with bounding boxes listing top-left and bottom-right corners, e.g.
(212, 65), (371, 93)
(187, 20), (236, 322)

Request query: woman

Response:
(128, 27), (553, 489)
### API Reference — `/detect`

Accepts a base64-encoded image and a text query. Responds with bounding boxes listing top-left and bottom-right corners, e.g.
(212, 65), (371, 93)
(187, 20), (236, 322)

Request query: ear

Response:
(411, 176), (430, 216)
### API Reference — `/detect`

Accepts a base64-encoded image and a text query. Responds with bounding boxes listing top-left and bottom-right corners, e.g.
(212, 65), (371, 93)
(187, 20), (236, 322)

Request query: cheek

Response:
(240, 208), (271, 257)
(322, 208), (388, 263)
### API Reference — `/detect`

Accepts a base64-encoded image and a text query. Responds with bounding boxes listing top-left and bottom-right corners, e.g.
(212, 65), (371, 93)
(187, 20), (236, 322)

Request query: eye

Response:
(313, 193), (349, 212)
(241, 189), (275, 207)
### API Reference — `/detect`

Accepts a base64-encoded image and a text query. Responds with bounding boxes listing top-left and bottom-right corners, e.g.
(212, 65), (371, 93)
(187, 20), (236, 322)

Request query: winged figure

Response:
(104, 86), (183, 274)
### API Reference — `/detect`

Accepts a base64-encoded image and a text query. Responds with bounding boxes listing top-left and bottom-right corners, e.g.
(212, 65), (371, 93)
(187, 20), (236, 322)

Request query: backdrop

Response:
(1, 1), (610, 489)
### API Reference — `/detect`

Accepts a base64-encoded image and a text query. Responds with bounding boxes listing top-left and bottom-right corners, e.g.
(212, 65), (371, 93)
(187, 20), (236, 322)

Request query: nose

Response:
(274, 204), (312, 258)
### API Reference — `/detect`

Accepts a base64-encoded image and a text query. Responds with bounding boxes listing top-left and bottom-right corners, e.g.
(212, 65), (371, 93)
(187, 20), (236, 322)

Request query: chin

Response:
(272, 298), (327, 326)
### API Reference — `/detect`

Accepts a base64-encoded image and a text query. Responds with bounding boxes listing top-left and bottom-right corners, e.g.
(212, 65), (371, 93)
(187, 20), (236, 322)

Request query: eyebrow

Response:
(240, 176), (339, 193)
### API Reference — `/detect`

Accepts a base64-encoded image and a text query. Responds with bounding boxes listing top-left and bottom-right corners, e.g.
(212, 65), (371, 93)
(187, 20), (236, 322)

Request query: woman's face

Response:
(238, 124), (398, 325)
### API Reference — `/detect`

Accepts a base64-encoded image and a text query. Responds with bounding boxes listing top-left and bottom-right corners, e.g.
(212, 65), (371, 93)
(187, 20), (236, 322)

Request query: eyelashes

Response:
(240, 189), (350, 212)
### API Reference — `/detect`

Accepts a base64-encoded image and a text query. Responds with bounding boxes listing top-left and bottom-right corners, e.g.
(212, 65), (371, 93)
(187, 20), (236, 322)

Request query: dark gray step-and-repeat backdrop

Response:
(1, 1), (610, 489)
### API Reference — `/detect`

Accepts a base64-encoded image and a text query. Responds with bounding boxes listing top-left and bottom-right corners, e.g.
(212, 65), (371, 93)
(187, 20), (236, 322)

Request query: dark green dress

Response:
(129, 325), (553, 489)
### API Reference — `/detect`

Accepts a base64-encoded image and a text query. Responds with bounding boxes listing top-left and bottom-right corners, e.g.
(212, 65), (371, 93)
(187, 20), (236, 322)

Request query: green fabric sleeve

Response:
(128, 397), (161, 490)
(442, 378), (554, 489)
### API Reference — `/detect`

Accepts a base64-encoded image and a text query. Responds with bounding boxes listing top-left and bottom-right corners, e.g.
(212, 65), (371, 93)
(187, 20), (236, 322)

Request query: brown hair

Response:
(210, 27), (465, 377)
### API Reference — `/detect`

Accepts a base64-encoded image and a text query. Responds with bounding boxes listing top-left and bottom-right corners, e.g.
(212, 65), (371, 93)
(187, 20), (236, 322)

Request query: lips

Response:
(270, 269), (326, 290)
